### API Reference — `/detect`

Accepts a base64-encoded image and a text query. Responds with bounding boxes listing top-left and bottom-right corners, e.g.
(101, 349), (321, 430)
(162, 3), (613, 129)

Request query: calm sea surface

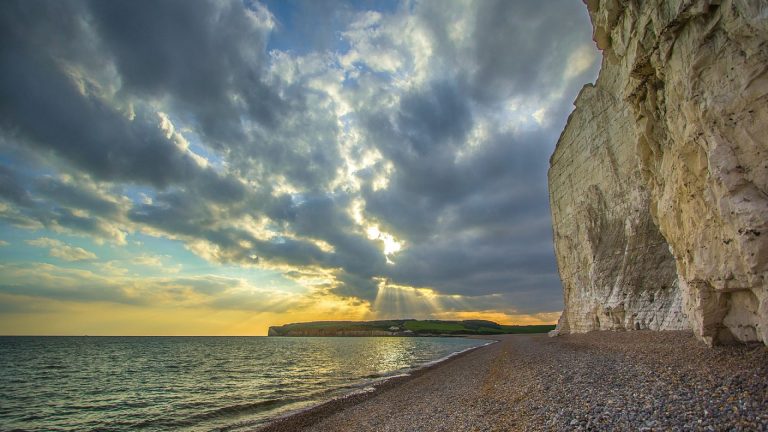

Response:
(0, 336), (489, 431)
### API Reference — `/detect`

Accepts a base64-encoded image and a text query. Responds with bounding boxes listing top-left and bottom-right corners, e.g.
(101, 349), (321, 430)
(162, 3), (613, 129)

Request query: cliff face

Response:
(549, 79), (689, 334)
(550, 0), (768, 345)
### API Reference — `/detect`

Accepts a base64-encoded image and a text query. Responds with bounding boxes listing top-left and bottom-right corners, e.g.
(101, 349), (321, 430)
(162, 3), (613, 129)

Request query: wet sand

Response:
(256, 332), (768, 431)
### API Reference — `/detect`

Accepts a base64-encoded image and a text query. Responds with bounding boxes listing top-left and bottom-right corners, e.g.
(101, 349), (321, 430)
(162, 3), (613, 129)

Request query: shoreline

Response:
(255, 336), (501, 431)
(255, 331), (768, 431)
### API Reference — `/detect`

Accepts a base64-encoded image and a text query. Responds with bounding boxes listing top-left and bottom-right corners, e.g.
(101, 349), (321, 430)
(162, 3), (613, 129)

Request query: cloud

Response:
(34, 175), (124, 219)
(0, 1), (250, 206)
(0, 0), (600, 320)
(130, 254), (182, 273)
(0, 165), (128, 243)
(0, 293), (59, 314)
(88, 0), (282, 141)
(207, 290), (307, 313)
(0, 164), (35, 207)
(0, 262), (311, 314)
(467, 0), (594, 102)
(26, 237), (97, 261)
(0, 263), (137, 304)
(130, 254), (164, 268)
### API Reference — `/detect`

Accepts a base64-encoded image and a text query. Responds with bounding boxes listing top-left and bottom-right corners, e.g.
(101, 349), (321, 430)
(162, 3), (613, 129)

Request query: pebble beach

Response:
(257, 331), (768, 431)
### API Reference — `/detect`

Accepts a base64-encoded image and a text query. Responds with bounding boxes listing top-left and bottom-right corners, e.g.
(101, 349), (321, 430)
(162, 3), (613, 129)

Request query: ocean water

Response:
(0, 336), (489, 431)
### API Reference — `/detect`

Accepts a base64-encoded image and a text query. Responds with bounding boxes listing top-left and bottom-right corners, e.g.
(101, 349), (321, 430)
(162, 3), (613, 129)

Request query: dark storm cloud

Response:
(347, 0), (599, 309)
(385, 226), (558, 295)
(0, 0), (599, 316)
(288, 195), (385, 276)
(237, 102), (343, 192)
(360, 117), (573, 309)
(0, 0), (250, 241)
(470, 0), (593, 102)
(0, 164), (126, 240)
(361, 102), (554, 241)
(0, 2), (237, 191)
(332, 272), (380, 302)
(0, 165), (34, 207)
(409, 0), (593, 102)
(129, 189), (385, 299)
(358, 80), (476, 240)
(51, 208), (119, 238)
(88, 0), (344, 193)
(395, 81), (473, 158)
(128, 189), (332, 266)
(35, 177), (121, 219)
(257, 192), (387, 300)
(87, 0), (283, 142)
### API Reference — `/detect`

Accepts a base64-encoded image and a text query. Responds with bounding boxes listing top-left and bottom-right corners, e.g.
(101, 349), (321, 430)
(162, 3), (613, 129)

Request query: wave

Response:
(3, 336), (494, 431)
(187, 399), (290, 421)
(255, 340), (497, 430)
(419, 339), (497, 369)
(130, 398), (301, 430)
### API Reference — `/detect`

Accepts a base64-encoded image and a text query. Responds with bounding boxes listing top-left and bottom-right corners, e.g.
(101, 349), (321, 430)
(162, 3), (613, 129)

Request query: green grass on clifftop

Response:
(268, 319), (555, 337)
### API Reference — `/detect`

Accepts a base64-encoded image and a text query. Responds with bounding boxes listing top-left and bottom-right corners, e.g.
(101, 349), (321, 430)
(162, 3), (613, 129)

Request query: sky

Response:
(0, 0), (599, 335)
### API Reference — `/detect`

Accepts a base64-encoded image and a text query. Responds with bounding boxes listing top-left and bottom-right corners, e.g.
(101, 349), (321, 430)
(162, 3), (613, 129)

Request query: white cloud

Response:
(131, 254), (182, 273)
(564, 44), (598, 80)
(532, 108), (548, 125)
(26, 237), (97, 262)
(131, 254), (164, 267)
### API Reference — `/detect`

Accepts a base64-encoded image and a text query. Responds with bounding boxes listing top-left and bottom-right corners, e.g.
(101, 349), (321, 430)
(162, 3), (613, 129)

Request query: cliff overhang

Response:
(549, 0), (768, 346)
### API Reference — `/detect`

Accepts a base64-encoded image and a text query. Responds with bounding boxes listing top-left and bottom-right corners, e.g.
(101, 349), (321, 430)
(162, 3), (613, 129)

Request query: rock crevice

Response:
(550, 0), (768, 345)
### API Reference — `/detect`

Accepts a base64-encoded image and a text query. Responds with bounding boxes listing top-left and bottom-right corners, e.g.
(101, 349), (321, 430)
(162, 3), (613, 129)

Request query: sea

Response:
(0, 336), (490, 431)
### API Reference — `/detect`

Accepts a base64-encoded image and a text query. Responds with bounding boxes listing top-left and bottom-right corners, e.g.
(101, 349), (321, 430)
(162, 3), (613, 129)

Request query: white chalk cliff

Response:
(550, 0), (768, 346)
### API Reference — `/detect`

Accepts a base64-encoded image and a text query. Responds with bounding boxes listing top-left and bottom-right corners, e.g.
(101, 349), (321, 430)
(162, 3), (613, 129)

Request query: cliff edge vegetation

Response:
(267, 320), (555, 337)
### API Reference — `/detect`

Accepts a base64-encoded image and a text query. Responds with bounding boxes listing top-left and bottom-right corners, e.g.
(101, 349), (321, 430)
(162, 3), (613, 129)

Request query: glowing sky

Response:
(0, 0), (599, 335)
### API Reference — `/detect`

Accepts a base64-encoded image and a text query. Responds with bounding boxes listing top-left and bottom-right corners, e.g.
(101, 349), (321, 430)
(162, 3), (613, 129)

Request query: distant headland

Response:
(267, 319), (555, 337)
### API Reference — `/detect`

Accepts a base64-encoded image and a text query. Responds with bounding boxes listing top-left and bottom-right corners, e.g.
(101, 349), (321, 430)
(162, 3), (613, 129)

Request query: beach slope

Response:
(258, 332), (767, 431)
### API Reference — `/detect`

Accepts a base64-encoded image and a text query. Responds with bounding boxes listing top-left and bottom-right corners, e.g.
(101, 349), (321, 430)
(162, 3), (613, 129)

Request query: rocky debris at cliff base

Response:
(259, 331), (767, 431)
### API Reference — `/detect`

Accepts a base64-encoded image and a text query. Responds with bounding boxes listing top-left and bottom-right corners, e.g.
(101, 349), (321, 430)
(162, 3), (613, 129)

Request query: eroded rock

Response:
(550, 0), (768, 345)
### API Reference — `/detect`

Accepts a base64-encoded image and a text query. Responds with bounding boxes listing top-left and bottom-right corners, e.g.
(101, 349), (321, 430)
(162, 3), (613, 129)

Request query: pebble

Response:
(258, 331), (768, 432)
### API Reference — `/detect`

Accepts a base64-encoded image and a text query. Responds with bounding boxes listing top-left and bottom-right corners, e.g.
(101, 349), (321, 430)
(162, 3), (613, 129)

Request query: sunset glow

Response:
(0, 0), (598, 335)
